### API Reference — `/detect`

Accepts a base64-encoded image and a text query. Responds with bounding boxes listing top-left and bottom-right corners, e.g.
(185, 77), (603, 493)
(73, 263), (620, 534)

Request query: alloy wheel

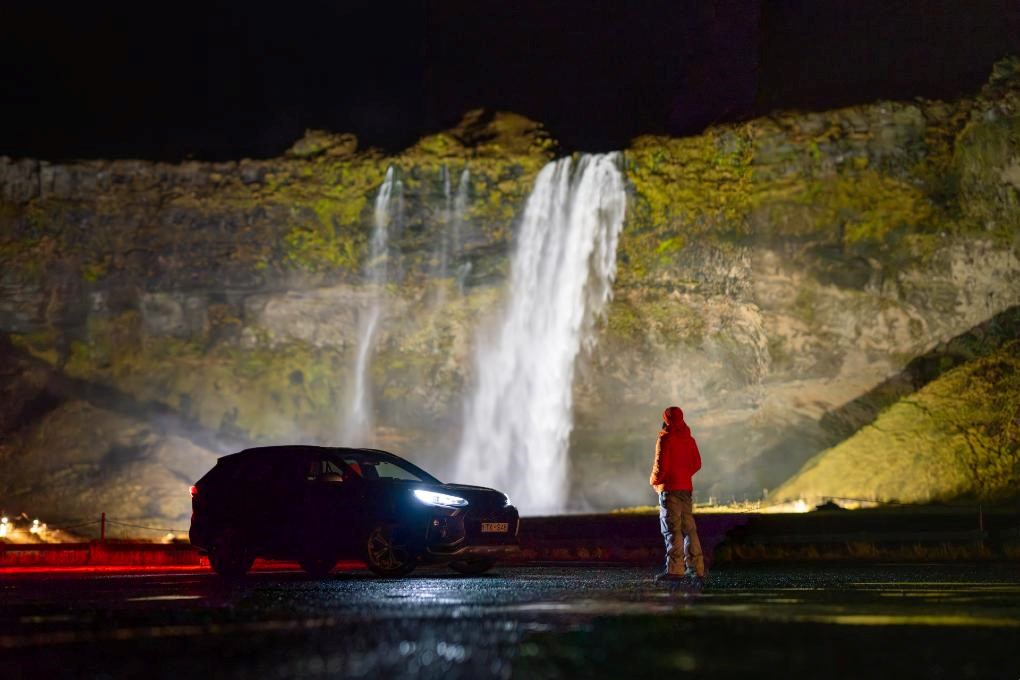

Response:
(365, 524), (416, 577)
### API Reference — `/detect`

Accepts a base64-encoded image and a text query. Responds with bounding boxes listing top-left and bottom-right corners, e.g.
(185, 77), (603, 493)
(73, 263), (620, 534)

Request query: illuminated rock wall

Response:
(1, 62), (1018, 527)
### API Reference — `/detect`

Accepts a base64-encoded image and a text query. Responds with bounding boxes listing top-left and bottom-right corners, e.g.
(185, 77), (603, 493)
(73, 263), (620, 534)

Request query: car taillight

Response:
(190, 485), (198, 498)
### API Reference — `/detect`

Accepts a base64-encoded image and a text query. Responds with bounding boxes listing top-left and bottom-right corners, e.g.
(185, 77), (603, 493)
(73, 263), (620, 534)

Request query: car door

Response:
(259, 454), (316, 557)
(299, 453), (369, 556)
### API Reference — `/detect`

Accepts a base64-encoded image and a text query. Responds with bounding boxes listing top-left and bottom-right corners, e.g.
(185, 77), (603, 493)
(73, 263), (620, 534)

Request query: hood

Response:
(661, 405), (690, 436)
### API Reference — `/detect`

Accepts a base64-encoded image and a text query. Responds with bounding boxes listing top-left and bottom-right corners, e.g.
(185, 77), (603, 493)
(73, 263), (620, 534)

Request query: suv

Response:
(189, 445), (520, 578)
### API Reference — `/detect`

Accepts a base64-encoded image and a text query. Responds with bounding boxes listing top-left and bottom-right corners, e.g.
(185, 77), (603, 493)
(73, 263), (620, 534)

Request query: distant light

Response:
(0, 517), (8, 538)
(413, 489), (468, 508)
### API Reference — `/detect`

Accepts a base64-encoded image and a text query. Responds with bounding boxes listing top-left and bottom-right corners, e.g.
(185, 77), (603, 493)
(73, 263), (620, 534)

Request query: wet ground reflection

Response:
(2, 564), (1018, 678)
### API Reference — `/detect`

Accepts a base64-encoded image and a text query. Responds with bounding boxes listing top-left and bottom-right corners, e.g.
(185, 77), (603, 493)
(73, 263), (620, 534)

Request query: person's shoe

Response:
(684, 567), (709, 583)
(654, 570), (685, 583)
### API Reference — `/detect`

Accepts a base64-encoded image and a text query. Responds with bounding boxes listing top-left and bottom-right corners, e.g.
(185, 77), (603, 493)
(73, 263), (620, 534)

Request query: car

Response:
(188, 445), (520, 578)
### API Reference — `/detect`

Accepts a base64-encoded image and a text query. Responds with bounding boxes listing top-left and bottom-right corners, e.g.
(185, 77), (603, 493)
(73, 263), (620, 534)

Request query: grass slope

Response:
(773, 341), (1020, 503)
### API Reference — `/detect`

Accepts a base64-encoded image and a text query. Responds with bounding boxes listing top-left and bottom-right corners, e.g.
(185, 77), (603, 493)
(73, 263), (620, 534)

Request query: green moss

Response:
(413, 133), (458, 157)
(654, 235), (685, 262)
(605, 300), (647, 344)
(10, 328), (61, 365)
(801, 171), (935, 247)
(953, 113), (1020, 238)
(775, 341), (1020, 503)
(61, 318), (350, 443)
(3, 63), (1016, 294)
(62, 311), (143, 375)
(614, 89), (1012, 285)
(626, 128), (755, 231)
(0, 231), (58, 283)
(81, 261), (106, 282)
(605, 296), (706, 350)
(282, 221), (362, 273)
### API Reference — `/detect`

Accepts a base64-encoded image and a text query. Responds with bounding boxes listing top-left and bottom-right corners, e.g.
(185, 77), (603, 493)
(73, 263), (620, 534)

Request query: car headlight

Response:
(413, 489), (469, 508)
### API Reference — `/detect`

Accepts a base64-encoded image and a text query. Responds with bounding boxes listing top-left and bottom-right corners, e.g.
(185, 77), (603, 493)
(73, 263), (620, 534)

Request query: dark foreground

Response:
(2, 564), (1019, 679)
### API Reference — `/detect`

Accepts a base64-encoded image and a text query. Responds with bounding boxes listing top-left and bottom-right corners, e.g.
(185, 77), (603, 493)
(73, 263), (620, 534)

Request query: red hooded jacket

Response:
(650, 406), (701, 492)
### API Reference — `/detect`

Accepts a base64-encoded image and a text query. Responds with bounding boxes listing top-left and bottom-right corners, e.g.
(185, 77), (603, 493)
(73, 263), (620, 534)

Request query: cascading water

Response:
(452, 168), (471, 291)
(435, 165), (471, 284)
(343, 166), (401, 445)
(437, 165), (453, 278)
(453, 154), (626, 514)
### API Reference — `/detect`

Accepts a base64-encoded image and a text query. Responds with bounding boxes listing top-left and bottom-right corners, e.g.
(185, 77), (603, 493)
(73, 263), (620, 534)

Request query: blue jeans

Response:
(659, 490), (705, 577)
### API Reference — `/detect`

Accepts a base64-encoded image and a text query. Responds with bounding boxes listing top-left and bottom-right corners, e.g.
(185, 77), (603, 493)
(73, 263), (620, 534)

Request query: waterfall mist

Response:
(454, 154), (626, 515)
(343, 166), (401, 445)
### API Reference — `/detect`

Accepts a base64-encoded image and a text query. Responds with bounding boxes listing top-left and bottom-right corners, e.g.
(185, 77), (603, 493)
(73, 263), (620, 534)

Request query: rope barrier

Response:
(48, 520), (99, 532)
(1, 515), (187, 536)
(104, 519), (188, 533)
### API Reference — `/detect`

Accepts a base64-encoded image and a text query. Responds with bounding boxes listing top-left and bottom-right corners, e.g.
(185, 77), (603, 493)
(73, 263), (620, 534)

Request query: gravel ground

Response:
(2, 563), (1019, 679)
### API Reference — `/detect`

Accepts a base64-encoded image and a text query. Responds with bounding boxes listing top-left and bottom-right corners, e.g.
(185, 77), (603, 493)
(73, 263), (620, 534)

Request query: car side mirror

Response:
(320, 472), (344, 483)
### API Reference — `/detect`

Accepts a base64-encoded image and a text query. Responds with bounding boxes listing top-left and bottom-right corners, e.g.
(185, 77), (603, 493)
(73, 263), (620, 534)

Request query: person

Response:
(650, 405), (706, 584)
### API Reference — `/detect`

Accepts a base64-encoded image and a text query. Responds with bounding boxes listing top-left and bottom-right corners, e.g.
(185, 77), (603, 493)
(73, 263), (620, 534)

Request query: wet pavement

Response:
(2, 563), (1019, 679)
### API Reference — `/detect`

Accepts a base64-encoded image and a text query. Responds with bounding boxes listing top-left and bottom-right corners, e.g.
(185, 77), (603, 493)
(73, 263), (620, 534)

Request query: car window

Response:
(358, 459), (423, 482)
(307, 458), (354, 483)
(324, 460), (348, 476)
(324, 452), (435, 483)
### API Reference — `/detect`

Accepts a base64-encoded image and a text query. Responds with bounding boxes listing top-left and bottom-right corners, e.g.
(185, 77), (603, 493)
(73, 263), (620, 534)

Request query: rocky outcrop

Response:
(1, 65), (1019, 527)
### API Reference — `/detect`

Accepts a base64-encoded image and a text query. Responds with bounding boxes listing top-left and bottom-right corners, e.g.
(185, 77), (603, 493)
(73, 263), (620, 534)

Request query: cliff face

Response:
(2, 62), (1019, 528)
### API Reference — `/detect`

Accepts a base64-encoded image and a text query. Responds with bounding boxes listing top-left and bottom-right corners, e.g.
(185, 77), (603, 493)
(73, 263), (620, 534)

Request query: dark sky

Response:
(1, 0), (1017, 160)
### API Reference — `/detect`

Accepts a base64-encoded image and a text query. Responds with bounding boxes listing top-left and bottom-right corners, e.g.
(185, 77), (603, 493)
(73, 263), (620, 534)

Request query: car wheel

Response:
(299, 556), (337, 578)
(448, 559), (494, 575)
(208, 530), (254, 578)
(364, 524), (416, 577)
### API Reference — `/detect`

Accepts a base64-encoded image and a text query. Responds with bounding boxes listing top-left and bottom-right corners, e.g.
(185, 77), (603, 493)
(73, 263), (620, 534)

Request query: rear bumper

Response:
(188, 517), (210, 552)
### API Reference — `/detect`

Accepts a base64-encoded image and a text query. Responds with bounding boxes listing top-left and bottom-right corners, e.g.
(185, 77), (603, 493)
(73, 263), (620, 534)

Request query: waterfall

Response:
(436, 165), (471, 284)
(453, 154), (626, 514)
(343, 166), (400, 445)
(452, 168), (471, 291)
(437, 165), (453, 278)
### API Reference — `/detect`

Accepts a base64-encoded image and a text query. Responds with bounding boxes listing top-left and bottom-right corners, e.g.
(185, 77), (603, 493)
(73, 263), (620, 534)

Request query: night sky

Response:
(1, 0), (1018, 161)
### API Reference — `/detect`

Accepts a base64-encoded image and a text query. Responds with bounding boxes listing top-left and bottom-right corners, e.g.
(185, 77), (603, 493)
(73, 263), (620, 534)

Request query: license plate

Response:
(480, 522), (509, 533)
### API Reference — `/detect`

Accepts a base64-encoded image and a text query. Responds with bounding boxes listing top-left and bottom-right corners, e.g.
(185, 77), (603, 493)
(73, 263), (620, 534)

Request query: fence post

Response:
(100, 512), (106, 543)
(978, 504), (985, 552)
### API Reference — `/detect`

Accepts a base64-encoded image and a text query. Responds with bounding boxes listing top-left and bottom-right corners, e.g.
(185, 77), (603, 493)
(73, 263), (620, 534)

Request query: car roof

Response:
(217, 445), (400, 464)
